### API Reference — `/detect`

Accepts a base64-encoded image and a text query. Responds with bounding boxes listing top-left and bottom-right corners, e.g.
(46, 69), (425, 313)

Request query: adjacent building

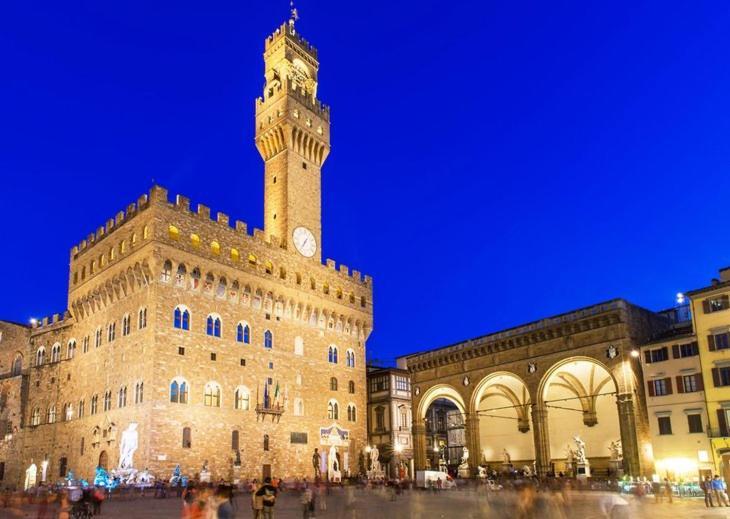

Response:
(366, 366), (413, 477)
(639, 305), (713, 481)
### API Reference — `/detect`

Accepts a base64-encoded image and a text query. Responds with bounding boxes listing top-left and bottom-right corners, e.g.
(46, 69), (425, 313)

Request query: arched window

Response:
(135, 382), (144, 404)
(143, 225), (150, 239)
(216, 278), (227, 298)
(51, 343), (61, 363)
(95, 327), (102, 347)
(175, 264), (187, 287)
(232, 430), (240, 450)
(348, 380), (355, 394)
(64, 403), (73, 421)
(263, 434), (270, 451)
(47, 405), (56, 424)
(375, 406), (385, 430)
(204, 382), (221, 407)
(122, 314), (130, 336)
(168, 225), (180, 240)
(36, 346), (46, 366)
(174, 306), (190, 330)
(78, 400), (85, 418)
(265, 261), (273, 274)
(234, 386), (250, 410)
(138, 307), (147, 329)
(190, 234), (200, 248)
(161, 259), (172, 282)
(190, 267), (201, 289)
(118, 386), (127, 408)
(31, 407), (41, 426)
(237, 322), (251, 344)
(182, 427), (192, 448)
(264, 330), (273, 349)
(67, 340), (76, 359)
(294, 336), (304, 356)
(103, 390), (112, 411)
(328, 346), (338, 364)
(11, 354), (22, 376)
(323, 283), (330, 295)
(231, 248), (240, 262)
(211, 240), (221, 255)
(206, 315), (222, 337)
(346, 349), (356, 368)
(327, 400), (339, 420)
(347, 404), (356, 422)
(170, 378), (188, 404)
(91, 395), (98, 415)
(294, 398), (304, 416)
(248, 253), (257, 266)
(330, 377), (338, 391)
(107, 322), (116, 342)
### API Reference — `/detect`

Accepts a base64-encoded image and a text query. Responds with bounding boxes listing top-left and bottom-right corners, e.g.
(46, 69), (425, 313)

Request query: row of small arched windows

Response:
(173, 306), (273, 348)
(34, 309), (148, 367)
(162, 255), (368, 309)
(74, 226), (151, 285)
(30, 382), (143, 426)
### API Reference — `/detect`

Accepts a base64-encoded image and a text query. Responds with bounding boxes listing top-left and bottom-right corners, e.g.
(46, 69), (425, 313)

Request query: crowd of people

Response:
(0, 471), (728, 518)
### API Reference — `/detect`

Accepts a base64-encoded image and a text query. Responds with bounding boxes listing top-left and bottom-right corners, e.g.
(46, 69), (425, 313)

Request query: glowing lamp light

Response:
(364, 445), (372, 454)
(29, 318), (38, 326)
(630, 350), (640, 359)
(676, 292), (685, 305)
(433, 446), (439, 453)
(395, 444), (404, 454)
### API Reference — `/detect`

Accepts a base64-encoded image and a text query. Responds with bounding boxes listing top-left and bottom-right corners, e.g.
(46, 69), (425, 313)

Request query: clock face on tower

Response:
(292, 226), (317, 258)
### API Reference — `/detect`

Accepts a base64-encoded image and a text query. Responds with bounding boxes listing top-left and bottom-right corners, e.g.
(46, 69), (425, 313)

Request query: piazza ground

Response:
(5, 486), (730, 518)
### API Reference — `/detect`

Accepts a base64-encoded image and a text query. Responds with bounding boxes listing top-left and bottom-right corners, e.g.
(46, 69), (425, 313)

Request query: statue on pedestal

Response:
(312, 448), (322, 479)
(119, 423), (139, 469)
(24, 460), (37, 490)
(573, 436), (586, 464)
(370, 445), (381, 474)
(502, 449), (511, 465)
(200, 460), (211, 483)
(609, 440), (623, 461)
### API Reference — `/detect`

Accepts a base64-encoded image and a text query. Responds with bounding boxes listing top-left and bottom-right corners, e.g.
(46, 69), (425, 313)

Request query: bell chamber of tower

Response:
(255, 21), (331, 262)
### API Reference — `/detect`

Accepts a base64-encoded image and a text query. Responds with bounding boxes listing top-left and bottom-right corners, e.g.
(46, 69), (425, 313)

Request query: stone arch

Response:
(416, 384), (466, 420)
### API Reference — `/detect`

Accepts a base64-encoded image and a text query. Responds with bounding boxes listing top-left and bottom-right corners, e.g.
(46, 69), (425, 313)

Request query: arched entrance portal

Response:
(540, 358), (621, 477)
(472, 372), (535, 471)
(98, 450), (108, 470)
(414, 384), (466, 473)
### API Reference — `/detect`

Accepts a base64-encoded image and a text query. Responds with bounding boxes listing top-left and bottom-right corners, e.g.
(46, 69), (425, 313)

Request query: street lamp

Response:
(630, 349), (640, 359)
(394, 443), (404, 479)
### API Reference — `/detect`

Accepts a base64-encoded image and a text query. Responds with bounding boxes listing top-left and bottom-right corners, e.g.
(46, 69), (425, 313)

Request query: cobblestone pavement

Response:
(4, 487), (730, 518)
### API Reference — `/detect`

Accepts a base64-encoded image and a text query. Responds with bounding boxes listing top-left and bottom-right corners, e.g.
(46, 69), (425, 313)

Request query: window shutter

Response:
(703, 299), (711, 313)
(647, 380), (655, 397)
(665, 377), (673, 395)
(697, 374), (705, 391)
(644, 350), (652, 364)
(692, 341), (699, 355)
(718, 409), (729, 437)
(672, 344), (680, 359)
(676, 376), (684, 393)
(713, 368), (721, 387)
(709, 335), (717, 351)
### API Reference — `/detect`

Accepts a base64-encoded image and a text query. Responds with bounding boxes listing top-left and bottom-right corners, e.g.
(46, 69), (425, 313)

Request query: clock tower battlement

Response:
(255, 19), (330, 262)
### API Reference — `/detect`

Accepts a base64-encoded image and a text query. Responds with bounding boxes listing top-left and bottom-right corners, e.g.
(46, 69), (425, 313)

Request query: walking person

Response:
(254, 477), (278, 519)
(712, 475), (730, 507)
(702, 476), (715, 507)
(300, 484), (313, 519)
(662, 478), (673, 504)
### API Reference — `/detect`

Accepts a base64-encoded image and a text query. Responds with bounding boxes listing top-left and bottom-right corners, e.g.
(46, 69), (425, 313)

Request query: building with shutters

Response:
(687, 266), (730, 483)
(639, 305), (713, 481)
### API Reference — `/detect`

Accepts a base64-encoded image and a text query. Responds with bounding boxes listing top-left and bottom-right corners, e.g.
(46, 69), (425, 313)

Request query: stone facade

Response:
(0, 18), (373, 489)
(398, 299), (667, 478)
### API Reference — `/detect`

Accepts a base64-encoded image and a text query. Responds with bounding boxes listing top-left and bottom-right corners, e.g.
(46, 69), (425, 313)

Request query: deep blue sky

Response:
(3, 1), (730, 365)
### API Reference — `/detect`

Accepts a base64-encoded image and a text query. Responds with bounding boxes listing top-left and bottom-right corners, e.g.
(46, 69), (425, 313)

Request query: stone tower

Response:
(255, 18), (330, 262)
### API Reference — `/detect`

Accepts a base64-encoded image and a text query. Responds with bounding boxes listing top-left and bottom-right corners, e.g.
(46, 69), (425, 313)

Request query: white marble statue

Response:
(502, 449), (511, 465)
(370, 445), (381, 473)
(119, 423), (139, 469)
(328, 445), (339, 475)
(24, 461), (37, 490)
(41, 459), (49, 483)
(460, 447), (469, 468)
(573, 436), (586, 464)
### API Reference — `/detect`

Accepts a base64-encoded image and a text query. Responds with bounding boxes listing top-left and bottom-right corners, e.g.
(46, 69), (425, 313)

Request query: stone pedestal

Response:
(200, 470), (211, 483)
(501, 463), (513, 474)
(458, 465), (470, 478)
(575, 462), (591, 480)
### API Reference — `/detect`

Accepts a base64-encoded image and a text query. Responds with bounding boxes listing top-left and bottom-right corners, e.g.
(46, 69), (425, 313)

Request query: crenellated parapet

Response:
(264, 21), (318, 60)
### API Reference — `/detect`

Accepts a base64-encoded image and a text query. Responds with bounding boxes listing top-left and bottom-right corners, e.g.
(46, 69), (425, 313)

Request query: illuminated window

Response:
(347, 404), (357, 422)
(328, 346), (338, 364)
(168, 225), (180, 240)
(170, 378), (189, 404)
(191, 234), (201, 248)
(211, 241), (220, 255)
(204, 382), (221, 407)
(265, 261), (273, 274)
(234, 386), (250, 410)
(327, 400), (339, 420)
(231, 248), (240, 261)
(161, 260), (172, 282)
(248, 253), (257, 266)
(264, 330), (273, 349)
(330, 377), (338, 391)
